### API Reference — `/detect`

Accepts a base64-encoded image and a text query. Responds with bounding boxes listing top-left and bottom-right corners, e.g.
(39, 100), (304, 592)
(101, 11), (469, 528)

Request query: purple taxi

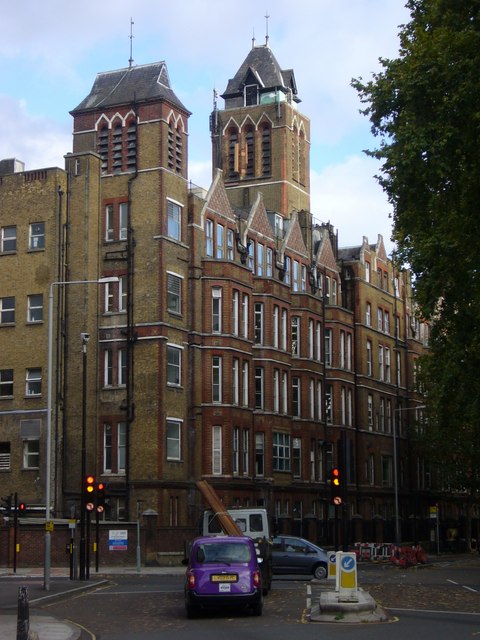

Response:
(183, 535), (263, 618)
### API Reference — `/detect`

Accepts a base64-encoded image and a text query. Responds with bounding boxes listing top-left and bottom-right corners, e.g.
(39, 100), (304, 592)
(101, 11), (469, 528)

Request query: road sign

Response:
(327, 551), (337, 580)
(336, 551), (358, 602)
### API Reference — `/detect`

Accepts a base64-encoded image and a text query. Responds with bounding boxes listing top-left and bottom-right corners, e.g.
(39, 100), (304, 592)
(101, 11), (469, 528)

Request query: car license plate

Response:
(211, 574), (238, 582)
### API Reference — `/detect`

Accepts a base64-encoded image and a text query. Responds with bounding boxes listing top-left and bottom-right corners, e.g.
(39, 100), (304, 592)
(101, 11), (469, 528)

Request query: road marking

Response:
(390, 607), (480, 616)
(446, 579), (458, 585)
(463, 585), (478, 593)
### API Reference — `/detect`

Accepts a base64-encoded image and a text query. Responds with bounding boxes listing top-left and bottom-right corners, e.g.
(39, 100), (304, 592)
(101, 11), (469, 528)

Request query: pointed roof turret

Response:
(221, 45), (299, 106)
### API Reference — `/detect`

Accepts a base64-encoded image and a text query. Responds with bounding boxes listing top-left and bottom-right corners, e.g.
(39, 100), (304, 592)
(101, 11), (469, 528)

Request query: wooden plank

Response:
(196, 480), (243, 536)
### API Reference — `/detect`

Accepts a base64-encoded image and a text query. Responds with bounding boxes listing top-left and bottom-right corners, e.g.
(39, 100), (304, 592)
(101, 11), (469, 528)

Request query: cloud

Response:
(0, 96), (70, 170)
(310, 155), (394, 254)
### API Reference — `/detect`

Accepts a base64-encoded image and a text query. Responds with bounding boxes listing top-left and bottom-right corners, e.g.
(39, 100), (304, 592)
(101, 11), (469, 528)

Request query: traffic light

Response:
(85, 475), (96, 511)
(1, 494), (12, 516)
(96, 482), (106, 513)
(18, 502), (26, 513)
(330, 467), (342, 506)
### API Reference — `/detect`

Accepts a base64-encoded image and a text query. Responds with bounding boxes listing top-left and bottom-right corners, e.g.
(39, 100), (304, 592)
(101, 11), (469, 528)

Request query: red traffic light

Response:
(18, 502), (26, 512)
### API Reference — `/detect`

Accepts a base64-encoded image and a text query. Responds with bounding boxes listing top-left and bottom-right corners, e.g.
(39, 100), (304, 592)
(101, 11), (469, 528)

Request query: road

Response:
(1, 556), (479, 639)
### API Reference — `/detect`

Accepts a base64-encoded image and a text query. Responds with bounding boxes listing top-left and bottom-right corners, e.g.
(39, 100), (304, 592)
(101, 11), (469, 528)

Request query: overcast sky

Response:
(0, 0), (410, 254)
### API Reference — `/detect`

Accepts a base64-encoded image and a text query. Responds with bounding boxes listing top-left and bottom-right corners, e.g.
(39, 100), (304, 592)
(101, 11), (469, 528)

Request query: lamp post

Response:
(44, 277), (119, 591)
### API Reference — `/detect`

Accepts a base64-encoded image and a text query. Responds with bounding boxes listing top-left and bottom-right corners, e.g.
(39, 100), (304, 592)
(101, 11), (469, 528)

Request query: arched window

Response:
(126, 119), (137, 172)
(245, 127), (254, 177)
(227, 128), (239, 179)
(98, 125), (109, 174)
(299, 130), (306, 185)
(261, 125), (271, 176)
(291, 125), (298, 181)
(112, 122), (123, 174)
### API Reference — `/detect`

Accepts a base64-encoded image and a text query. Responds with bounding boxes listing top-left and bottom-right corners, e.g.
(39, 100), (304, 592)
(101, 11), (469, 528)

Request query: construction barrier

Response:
(351, 542), (428, 566)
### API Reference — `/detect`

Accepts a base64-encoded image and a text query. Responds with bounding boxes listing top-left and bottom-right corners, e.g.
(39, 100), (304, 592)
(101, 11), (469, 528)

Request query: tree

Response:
(352, 0), (480, 548)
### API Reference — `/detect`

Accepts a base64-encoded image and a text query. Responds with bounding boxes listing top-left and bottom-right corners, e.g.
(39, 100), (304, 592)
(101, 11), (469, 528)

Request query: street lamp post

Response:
(44, 277), (119, 591)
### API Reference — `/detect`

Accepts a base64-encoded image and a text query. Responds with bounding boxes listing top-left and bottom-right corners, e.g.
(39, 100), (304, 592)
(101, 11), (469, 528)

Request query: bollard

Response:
(17, 585), (29, 640)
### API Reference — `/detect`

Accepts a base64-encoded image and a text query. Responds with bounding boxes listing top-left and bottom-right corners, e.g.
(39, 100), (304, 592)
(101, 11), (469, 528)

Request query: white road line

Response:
(446, 578), (459, 585)
(463, 585), (478, 593)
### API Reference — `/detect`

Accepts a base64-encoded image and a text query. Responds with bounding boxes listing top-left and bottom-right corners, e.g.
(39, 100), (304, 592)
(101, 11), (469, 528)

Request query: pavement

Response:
(1, 554), (479, 638)
(0, 565), (184, 640)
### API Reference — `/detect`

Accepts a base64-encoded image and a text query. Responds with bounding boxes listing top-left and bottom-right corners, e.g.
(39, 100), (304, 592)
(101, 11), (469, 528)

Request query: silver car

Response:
(272, 535), (328, 579)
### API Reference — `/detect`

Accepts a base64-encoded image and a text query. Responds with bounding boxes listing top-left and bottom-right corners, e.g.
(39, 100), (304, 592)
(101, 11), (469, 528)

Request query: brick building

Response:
(1, 42), (457, 564)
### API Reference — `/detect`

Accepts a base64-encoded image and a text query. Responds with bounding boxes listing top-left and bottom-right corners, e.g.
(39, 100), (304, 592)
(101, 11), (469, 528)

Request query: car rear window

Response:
(195, 541), (252, 563)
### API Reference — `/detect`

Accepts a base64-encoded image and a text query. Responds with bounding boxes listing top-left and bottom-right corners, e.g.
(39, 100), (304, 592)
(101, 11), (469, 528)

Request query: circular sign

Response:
(333, 496), (342, 505)
(340, 555), (356, 572)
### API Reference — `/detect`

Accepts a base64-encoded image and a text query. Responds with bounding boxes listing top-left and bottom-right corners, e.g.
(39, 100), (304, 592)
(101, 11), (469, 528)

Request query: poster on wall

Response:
(109, 529), (128, 551)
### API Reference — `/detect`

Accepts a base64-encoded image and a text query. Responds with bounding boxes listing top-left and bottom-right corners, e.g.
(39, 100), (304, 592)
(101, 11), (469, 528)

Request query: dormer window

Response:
(244, 84), (259, 106)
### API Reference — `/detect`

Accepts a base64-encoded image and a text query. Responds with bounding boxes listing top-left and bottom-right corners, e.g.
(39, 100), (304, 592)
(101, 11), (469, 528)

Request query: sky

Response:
(0, 1), (411, 255)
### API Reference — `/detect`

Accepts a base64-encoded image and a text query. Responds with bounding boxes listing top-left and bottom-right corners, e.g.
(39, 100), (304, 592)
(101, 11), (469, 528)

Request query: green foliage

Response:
(352, 0), (480, 500)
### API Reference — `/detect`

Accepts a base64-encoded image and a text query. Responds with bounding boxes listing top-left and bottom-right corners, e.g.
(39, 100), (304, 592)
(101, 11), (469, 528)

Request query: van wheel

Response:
(313, 563), (327, 580)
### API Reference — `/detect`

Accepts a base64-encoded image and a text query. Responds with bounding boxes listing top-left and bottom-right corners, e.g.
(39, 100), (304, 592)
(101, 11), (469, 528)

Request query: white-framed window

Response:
(324, 328), (332, 366)
(1, 225), (16, 252)
(256, 243), (264, 276)
(104, 350), (113, 387)
(325, 275), (330, 303)
(119, 203), (128, 240)
(255, 432), (264, 477)
(254, 302), (264, 344)
(291, 316), (300, 356)
(317, 380), (322, 421)
(233, 427), (240, 475)
(387, 400), (392, 433)
(29, 222), (45, 250)
(309, 379), (315, 419)
(216, 223), (224, 259)
(378, 345), (384, 381)
(341, 387), (346, 425)
(273, 369), (280, 413)
(248, 240), (254, 271)
(166, 419), (182, 461)
(232, 290), (239, 335)
(366, 302), (371, 326)
(396, 351), (401, 386)
(382, 456), (393, 486)
(385, 347), (391, 383)
(340, 331), (345, 368)
(281, 309), (288, 350)
(103, 422), (127, 474)
(273, 432), (291, 472)
(273, 305), (279, 348)
(384, 311), (390, 334)
(242, 428), (249, 475)
(367, 453), (375, 485)
(282, 371), (288, 414)
(284, 256), (291, 285)
(25, 368), (41, 396)
(301, 264), (307, 291)
(23, 439), (39, 469)
(255, 367), (264, 409)
(332, 279), (337, 305)
(167, 199), (181, 241)
(167, 345), (182, 386)
(205, 219), (214, 256)
(0, 369), (13, 397)
(266, 247), (273, 277)
(0, 443), (11, 471)
(27, 294), (43, 323)
(118, 422), (126, 472)
(232, 358), (239, 405)
(118, 349), (127, 386)
(212, 355), (222, 402)
(227, 228), (235, 260)
(366, 340), (372, 376)
(167, 272), (182, 314)
(0, 297), (15, 324)
(212, 426), (222, 475)
(242, 294), (249, 338)
(379, 398), (385, 431)
(212, 287), (222, 333)
(347, 333), (352, 370)
(365, 261), (371, 282)
(377, 308), (383, 331)
(316, 322), (321, 361)
(242, 361), (249, 407)
(293, 260), (299, 291)
(308, 320), (314, 359)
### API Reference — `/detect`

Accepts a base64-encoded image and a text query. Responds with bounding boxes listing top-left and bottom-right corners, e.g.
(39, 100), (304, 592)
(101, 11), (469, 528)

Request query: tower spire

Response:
(265, 11), (270, 46)
(129, 18), (135, 67)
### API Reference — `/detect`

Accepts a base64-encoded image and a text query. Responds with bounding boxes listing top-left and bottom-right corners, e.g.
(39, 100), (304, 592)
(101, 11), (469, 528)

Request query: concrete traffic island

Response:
(310, 586), (391, 623)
